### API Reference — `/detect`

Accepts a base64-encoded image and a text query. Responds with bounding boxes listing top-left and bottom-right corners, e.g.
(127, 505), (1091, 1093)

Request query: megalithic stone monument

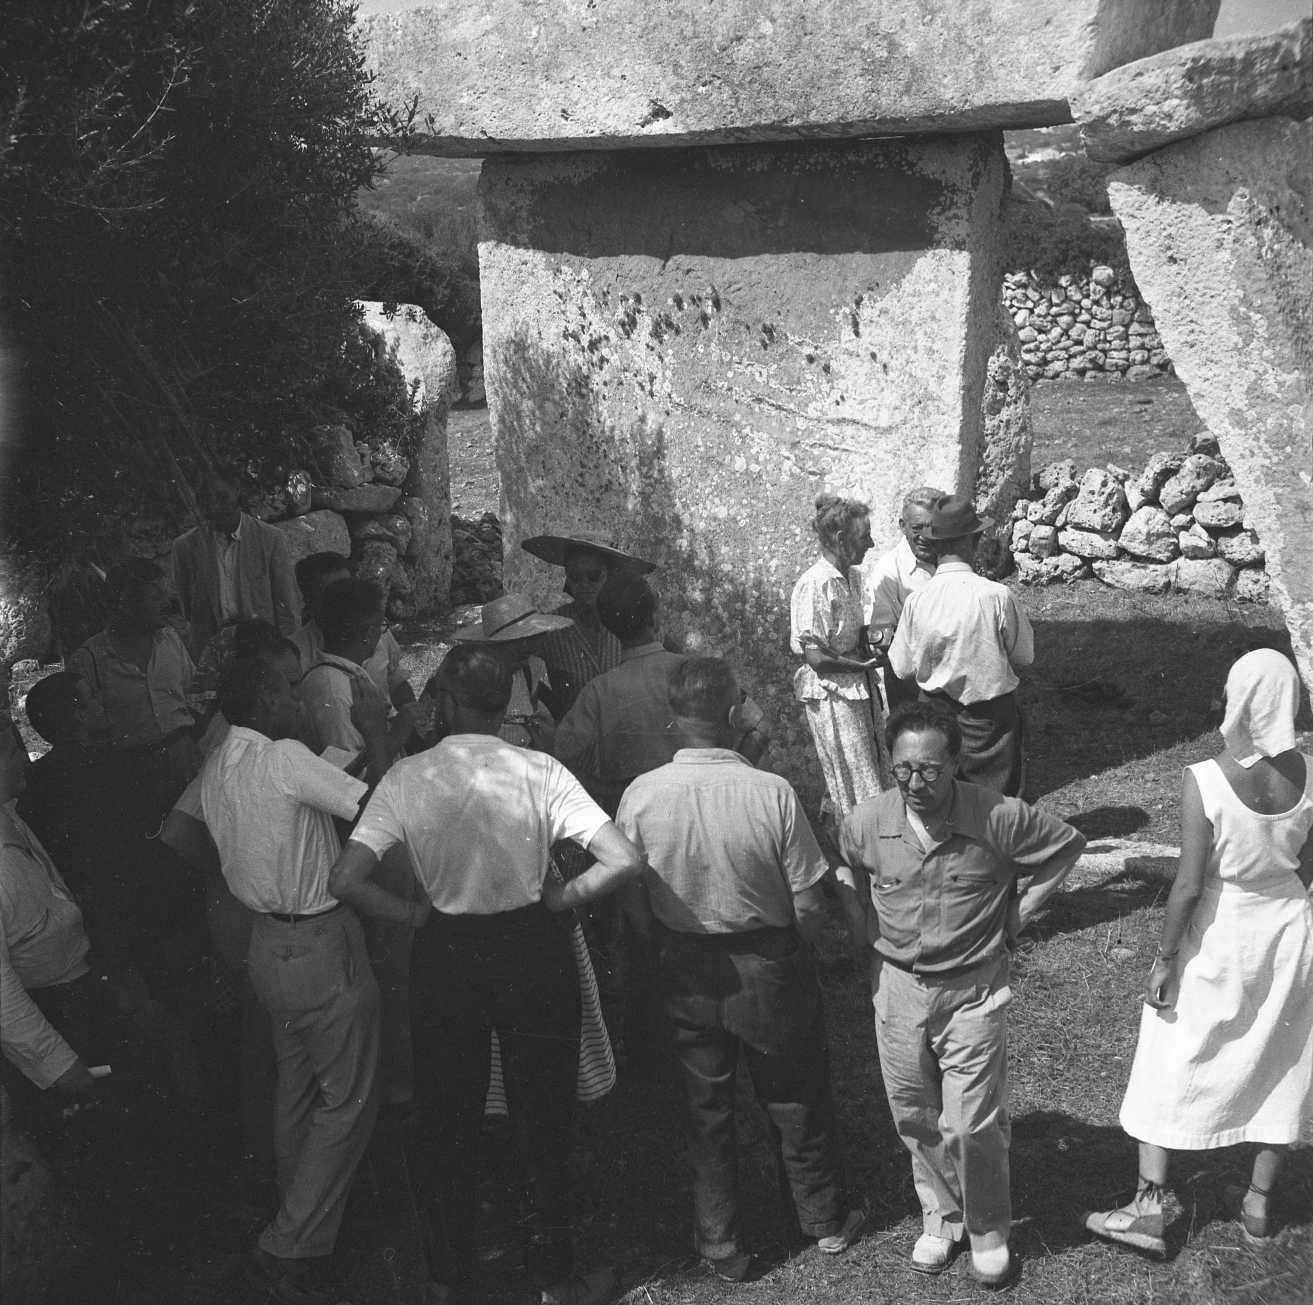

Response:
(358, 0), (1220, 802)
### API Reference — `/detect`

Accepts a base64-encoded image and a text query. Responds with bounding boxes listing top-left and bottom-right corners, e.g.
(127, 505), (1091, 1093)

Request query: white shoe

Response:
(911, 1232), (960, 1274)
(970, 1242), (1016, 1288)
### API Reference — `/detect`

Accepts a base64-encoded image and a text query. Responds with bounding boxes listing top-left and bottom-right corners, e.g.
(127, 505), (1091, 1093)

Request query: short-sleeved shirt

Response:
(297, 651), (375, 755)
(292, 621), (408, 704)
(351, 733), (609, 915)
(840, 781), (1084, 974)
(70, 627), (196, 750)
(860, 537), (935, 631)
(555, 643), (688, 809)
(789, 558), (870, 703)
(887, 559), (1034, 705)
(199, 724), (367, 915)
(617, 748), (828, 934)
(1, 804), (90, 1087)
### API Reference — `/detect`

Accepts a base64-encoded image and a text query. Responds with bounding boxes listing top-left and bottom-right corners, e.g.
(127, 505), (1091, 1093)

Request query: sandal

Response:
(1223, 1182), (1273, 1244)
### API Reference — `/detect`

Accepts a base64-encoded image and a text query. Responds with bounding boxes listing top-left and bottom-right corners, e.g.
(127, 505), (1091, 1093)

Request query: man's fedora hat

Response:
(453, 593), (574, 643)
(520, 528), (656, 574)
(927, 494), (993, 541)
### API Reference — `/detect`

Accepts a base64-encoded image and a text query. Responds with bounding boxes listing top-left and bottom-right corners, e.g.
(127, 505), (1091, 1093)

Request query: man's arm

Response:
(1006, 808), (1086, 939)
(1003, 595), (1035, 670)
(0, 932), (94, 1095)
(267, 530), (301, 635)
(329, 839), (430, 927)
(793, 883), (828, 949)
(541, 822), (645, 912)
(554, 686), (600, 777)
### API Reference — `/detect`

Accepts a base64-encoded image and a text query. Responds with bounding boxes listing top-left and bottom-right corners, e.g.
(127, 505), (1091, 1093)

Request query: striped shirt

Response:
(539, 601), (622, 717)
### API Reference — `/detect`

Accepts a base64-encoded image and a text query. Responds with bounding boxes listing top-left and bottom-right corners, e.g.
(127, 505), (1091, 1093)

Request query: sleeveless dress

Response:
(1119, 756), (1313, 1148)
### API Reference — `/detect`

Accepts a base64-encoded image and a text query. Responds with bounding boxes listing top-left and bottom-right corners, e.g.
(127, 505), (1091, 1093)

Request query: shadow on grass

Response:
(1067, 805), (1150, 839)
(1028, 859), (1175, 944)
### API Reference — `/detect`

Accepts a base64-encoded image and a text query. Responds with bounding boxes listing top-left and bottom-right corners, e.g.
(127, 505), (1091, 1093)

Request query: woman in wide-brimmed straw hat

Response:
(453, 593), (572, 751)
(520, 530), (656, 718)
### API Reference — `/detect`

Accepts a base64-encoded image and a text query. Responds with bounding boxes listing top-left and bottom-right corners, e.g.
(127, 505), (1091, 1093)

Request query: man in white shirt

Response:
(861, 486), (943, 712)
(201, 654), (396, 1304)
(330, 644), (645, 1305)
(887, 496), (1034, 796)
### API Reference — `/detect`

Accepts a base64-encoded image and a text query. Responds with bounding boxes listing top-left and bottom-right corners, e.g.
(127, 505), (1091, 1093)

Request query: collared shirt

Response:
(617, 748), (828, 934)
(887, 559), (1034, 705)
(351, 734), (609, 915)
(70, 626), (196, 751)
(539, 601), (623, 717)
(199, 724), (366, 914)
(861, 537), (935, 630)
(789, 557), (870, 703)
(840, 781), (1084, 973)
(297, 651), (374, 754)
(555, 643), (688, 806)
(292, 621), (408, 704)
(1, 802), (90, 1088)
(215, 518), (243, 622)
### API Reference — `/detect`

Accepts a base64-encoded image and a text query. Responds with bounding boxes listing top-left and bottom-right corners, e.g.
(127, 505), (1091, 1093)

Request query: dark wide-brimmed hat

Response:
(520, 529), (656, 575)
(453, 593), (573, 643)
(927, 494), (993, 541)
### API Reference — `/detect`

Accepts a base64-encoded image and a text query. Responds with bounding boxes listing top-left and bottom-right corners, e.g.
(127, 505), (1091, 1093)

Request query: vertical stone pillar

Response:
(1108, 117), (1313, 689)
(481, 135), (1009, 801)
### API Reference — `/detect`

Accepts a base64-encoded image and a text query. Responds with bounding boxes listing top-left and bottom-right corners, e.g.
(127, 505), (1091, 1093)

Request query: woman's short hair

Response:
(811, 493), (870, 551)
(295, 551), (351, 598)
(596, 574), (658, 642)
(885, 701), (962, 756)
(320, 579), (384, 646)
(218, 655), (283, 729)
(430, 645), (511, 715)
(668, 657), (737, 723)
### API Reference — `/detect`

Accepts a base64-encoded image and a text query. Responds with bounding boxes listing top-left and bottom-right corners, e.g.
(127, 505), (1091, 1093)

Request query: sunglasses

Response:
(567, 568), (606, 584)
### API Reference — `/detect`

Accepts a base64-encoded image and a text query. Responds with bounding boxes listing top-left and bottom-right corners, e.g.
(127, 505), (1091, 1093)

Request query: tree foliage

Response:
(0, 0), (407, 554)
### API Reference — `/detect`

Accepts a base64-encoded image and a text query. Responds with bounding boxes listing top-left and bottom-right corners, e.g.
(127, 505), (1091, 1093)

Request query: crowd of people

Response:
(2, 481), (1311, 1305)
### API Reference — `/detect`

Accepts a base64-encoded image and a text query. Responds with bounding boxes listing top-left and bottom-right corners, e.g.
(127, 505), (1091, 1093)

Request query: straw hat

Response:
(520, 528), (656, 574)
(452, 593), (574, 643)
(926, 494), (994, 540)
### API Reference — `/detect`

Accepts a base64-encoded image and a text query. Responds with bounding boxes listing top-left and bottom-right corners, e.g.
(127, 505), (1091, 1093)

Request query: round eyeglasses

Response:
(892, 762), (945, 785)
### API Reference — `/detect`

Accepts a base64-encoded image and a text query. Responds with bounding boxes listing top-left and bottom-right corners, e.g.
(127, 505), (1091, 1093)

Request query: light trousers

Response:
(871, 953), (1012, 1242)
(247, 908), (381, 1259)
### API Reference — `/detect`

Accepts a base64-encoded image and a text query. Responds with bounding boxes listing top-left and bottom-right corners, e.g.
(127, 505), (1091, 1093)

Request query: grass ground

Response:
(55, 380), (1313, 1304)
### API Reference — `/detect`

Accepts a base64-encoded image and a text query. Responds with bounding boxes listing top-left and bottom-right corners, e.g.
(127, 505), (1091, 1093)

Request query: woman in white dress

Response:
(1084, 648), (1313, 1253)
(789, 494), (887, 822)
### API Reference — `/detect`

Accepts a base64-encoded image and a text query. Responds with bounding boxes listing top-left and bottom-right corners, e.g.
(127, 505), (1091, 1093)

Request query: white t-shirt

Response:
(200, 725), (367, 914)
(351, 733), (609, 915)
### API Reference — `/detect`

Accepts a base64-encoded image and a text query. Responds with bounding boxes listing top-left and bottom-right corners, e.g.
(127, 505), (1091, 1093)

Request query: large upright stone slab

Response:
(484, 135), (1011, 803)
(361, 0), (1218, 155)
(1073, 18), (1312, 163)
(357, 302), (458, 610)
(1108, 118), (1313, 688)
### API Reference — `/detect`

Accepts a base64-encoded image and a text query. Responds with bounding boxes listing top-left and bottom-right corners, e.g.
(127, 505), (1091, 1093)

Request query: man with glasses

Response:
(838, 702), (1084, 1287)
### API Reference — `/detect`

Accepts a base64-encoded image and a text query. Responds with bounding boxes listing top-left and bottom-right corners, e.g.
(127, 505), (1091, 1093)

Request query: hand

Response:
(1143, 957), (1176, 1009)
(349, 675), (389, 741)
(541, 878), (571, 913)
(52, 1059), (98, 1097)
(1005, 900), (1024, 946)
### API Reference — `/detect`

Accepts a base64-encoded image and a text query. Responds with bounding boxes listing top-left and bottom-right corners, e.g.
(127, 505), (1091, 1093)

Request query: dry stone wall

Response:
(1003, 265), (1170, 381)
(1009, 433), (1270, 602)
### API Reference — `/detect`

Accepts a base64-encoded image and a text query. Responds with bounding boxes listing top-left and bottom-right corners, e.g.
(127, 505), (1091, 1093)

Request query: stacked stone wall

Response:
(1002, 264), (1171, 382)
(1008, 433), (1271, 601)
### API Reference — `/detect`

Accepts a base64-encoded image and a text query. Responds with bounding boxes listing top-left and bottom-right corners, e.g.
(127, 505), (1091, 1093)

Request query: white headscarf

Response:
(1220, 648), (1301, 767)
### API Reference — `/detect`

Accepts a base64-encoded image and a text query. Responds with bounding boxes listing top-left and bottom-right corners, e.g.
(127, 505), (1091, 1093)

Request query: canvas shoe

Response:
(1223, 1183), (1273, 1244)
(701, 1249), (753, 1282)
(1082, 1189), (1166, 1256)
(817, 1207), (866, 1254)
(969, 1242), (1018, 1289)
(910, 1232), (960, 1274)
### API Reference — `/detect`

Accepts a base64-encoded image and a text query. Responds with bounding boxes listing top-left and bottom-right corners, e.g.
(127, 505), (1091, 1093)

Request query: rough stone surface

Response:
(1037, 459), (1078, 492)
(1236, 567), (1272, 603)
(319, 484), (403, 515)
(1173, 556), (1237, 598)
(1092, 558), (1173, 594)
(1073, 19), (1312, 164)
(1059, 527), (1121, 560)
(358, 302), (458, 610)
(1110, 117), (1313, 687)
(311, 424), (368, 489)
(1179, 525), (1216, 559)
(1013, 553), (1047, 585)
(360, 0), (1219, 154)
(1193, 498), (1243, 530)
(1118, 505), (1178, 561)
(975, 304), (1033, 576)
(1029, 524), (1060, 559)
(0, 555), (53, 674)
(483, 134), (1013, 805)
(1011, 518), (1035, 551)
(1134, 450), (1184, 504)
(1215, 527), (1265, 567)
(272, 509), (351, 568)
(1066, 467), (1130, 532)
(356, 539), (398, 593)
(1158, 453), (1222, 516)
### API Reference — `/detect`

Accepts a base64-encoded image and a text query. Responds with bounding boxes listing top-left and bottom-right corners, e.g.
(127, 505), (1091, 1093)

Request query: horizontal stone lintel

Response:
(359, 0), (1218, 155)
